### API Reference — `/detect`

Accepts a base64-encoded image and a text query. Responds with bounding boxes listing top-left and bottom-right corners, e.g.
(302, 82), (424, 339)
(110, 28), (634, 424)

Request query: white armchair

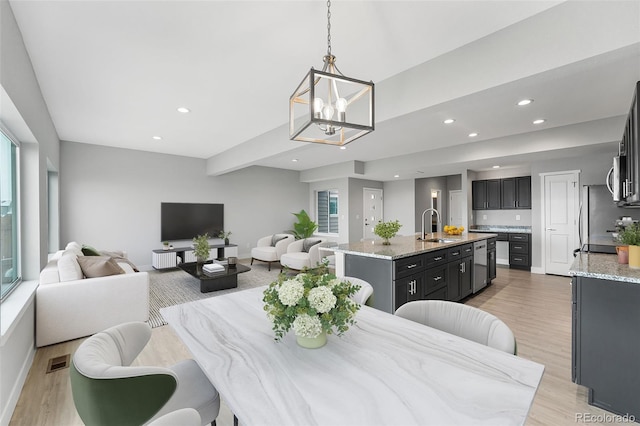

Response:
(280, 238), (326, 271)
(250, 234), (295, 271)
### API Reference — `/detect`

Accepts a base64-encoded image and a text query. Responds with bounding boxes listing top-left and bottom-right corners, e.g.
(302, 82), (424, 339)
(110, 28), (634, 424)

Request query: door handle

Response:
(546, 228), (557, 231)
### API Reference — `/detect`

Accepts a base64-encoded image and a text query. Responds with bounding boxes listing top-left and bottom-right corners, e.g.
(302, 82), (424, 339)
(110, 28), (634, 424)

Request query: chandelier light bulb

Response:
(313, 98), (324, 118)
(335, 97), (347, 122)
(323, 104), (335, 120)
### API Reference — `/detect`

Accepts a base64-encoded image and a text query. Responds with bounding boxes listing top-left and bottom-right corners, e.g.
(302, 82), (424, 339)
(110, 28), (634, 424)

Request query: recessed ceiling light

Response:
(152, 136), (162, 140)
(394, 174), (400, 178)
(468, 132), (478, 138)
(177, 107), (190, 113)
(292, 159), (299, 162)
(533, 119), (546, 124)
(492, 165), (500, 169)
(340, 146), (346, 150)
(517, 99), (533, 106)
(443, 118), (455, 124)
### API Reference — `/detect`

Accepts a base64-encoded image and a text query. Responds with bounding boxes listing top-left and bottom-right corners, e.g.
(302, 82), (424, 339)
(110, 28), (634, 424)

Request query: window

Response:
(1, 129), (20, 300)
(317, 190), (339, 234)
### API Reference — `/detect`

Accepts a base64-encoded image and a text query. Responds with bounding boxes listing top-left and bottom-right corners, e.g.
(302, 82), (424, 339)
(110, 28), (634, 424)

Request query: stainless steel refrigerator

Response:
(580, 184), (640, 253)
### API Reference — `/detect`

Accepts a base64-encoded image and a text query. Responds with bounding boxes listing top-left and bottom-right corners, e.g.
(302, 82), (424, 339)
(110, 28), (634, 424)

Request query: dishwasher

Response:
(473, 241), (487, 293)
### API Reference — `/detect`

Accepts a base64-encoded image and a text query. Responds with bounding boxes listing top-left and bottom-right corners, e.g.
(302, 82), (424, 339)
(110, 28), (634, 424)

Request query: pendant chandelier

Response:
(289, 0), (375, 146)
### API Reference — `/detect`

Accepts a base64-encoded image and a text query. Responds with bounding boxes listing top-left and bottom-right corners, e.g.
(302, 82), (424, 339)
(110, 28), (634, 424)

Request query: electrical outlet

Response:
(482, 214), (487, 220)
(516, 215), (521, 221)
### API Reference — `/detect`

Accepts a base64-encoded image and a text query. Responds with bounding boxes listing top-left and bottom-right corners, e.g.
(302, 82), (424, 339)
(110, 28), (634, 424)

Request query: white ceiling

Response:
(7, 0), (640, 181)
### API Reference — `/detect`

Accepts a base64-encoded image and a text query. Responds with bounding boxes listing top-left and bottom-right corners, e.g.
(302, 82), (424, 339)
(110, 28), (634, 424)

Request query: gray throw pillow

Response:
(271, 234), (287, 246)
(77, 256), (125, 278)
(302, 239), (321, 253)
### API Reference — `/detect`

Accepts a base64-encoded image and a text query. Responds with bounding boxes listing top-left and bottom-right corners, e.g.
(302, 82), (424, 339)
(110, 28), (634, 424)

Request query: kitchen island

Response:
(328, 233), (496, 313)
(569, 252), (640, 419)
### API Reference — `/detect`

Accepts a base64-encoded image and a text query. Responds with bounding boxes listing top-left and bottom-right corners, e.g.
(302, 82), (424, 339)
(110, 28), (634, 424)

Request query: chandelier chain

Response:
(326, 0), (332, 56)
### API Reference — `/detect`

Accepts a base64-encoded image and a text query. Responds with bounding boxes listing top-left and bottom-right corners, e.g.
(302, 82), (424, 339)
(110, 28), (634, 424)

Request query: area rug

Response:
(147, 263), (282, 328)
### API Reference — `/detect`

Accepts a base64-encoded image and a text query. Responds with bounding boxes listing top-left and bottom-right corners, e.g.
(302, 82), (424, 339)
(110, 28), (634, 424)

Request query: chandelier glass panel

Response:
(289, 1), (374, 146)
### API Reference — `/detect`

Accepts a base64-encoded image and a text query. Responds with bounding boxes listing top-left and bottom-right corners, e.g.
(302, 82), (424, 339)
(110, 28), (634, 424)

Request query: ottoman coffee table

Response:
(178, 261), (251, 293)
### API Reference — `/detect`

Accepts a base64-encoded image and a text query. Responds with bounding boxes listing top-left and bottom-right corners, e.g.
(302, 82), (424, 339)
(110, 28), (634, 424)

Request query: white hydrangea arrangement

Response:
(263, 263), (361, 341)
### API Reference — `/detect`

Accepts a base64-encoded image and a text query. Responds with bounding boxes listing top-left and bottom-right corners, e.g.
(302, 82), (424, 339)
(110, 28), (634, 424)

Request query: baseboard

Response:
(0, 345), (36, 426)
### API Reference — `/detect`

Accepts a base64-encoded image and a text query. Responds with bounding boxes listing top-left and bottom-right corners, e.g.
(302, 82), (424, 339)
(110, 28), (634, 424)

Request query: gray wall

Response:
(530, 146), (618, 270)
(60, 141), (309, 269)
(383, 179), (416, 235)
(1, 0), (60, 423)
(414, 176), (449, 232)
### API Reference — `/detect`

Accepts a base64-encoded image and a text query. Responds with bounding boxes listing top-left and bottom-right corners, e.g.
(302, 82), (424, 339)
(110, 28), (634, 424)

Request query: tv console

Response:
(152, 244), (238, 270)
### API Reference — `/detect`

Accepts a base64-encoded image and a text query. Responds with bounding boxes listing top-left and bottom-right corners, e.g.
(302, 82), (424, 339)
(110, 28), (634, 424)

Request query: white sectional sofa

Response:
(36, 242), (149, 347)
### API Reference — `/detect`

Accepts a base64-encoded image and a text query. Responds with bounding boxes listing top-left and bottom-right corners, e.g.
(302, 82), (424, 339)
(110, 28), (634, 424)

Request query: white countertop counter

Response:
(325, 232), (497, 260)
(570, 252), (640, 284)
(469, 225), (532, 234)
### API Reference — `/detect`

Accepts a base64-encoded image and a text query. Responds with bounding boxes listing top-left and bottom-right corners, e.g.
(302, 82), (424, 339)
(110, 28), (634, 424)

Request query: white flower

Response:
(327, 278), (342, 288)
(278, 279), (304, 306)
(293, 314), (323, 338)
(308, 286), (337, 313)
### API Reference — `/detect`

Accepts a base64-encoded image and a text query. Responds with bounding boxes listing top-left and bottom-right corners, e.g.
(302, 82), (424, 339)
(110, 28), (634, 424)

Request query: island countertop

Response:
(570, 252), (640, 284)
(326, 232), (497, 261)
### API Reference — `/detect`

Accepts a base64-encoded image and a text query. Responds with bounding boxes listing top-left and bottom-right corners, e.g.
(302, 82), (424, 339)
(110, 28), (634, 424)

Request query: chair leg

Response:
(268, 261), (271, 271)
(234, 414), (239, 426)
(250, 258), (254, 265)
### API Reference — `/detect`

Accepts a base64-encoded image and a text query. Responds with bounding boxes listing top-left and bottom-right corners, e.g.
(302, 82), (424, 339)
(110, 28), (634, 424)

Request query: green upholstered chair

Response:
(394, 300), (517, 355)
(70, 322), (220, 426)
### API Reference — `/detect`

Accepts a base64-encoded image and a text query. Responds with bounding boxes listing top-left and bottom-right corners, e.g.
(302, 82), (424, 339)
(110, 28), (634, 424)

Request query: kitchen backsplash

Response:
(472, 209), (532, 227)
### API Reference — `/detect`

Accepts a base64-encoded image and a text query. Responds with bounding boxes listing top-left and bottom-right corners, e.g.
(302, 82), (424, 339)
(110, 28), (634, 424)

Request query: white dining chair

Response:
(342, 276), (374, 305)
(70, 321), (220, 426)
(394, 300), (517, 355)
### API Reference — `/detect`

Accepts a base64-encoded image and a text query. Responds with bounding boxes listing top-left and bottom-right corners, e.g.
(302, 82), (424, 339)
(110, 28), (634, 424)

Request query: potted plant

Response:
(374, 220), (402, 245)
(619, 223), (640, 268)
(192, 233), (211, 273)
(162, 241), (170, 250)
(262, 262), (361, 348)
(290, 210), (318, 240)
(218, 230), (232, 245)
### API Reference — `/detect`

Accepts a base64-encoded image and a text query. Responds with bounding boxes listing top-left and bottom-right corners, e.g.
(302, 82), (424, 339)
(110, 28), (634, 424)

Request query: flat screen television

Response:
(161, 202), (224, 241)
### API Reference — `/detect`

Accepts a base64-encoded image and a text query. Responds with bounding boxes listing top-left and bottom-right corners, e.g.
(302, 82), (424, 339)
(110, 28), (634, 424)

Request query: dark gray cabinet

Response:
(501, 176), (531, 209)
(619, 81), (639, 205)
(473, 176), (531, 210)
(472, 179), (501, 210)
(487, 237), (497, 282)
(572, 275), (640, 418)
(509, 233), (530, 270)
(448, 256), (473, 301)
(395, 272), (424, 308)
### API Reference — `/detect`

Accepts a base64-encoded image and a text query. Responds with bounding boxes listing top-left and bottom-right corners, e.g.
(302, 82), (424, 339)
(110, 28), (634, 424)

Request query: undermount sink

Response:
(417, 237), (456, 243)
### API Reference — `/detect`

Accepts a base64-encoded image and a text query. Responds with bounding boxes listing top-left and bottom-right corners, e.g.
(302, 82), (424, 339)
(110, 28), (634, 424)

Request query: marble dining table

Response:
(160, 287), (544, 426)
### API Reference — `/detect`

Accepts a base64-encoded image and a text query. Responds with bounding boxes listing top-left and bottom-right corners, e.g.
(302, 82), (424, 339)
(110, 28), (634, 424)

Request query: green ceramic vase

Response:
(296, 331), (327, 349)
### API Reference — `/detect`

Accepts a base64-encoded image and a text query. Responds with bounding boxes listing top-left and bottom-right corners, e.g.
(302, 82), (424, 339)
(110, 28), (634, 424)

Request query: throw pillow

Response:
(302, 239), (321, 253)
(77, 256), (125, 278)
(100, 250), (139, 272)
(58, 252), (83, 282)
(271, 234), (288, 246)
(81, 245), (101, 256)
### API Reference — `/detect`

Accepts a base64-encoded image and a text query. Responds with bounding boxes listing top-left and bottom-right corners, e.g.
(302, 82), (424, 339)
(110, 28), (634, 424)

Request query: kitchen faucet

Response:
(421, 208), (441, 240)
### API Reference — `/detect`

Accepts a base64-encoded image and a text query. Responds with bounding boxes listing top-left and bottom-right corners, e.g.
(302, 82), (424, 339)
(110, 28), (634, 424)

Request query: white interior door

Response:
(449, 190), (463, 226)
(544, 171), (579, 276)
(363, 188), (383, 240)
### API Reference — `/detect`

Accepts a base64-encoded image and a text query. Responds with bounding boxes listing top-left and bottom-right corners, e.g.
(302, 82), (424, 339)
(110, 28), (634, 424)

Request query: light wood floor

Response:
(10, 267), (625, 426)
